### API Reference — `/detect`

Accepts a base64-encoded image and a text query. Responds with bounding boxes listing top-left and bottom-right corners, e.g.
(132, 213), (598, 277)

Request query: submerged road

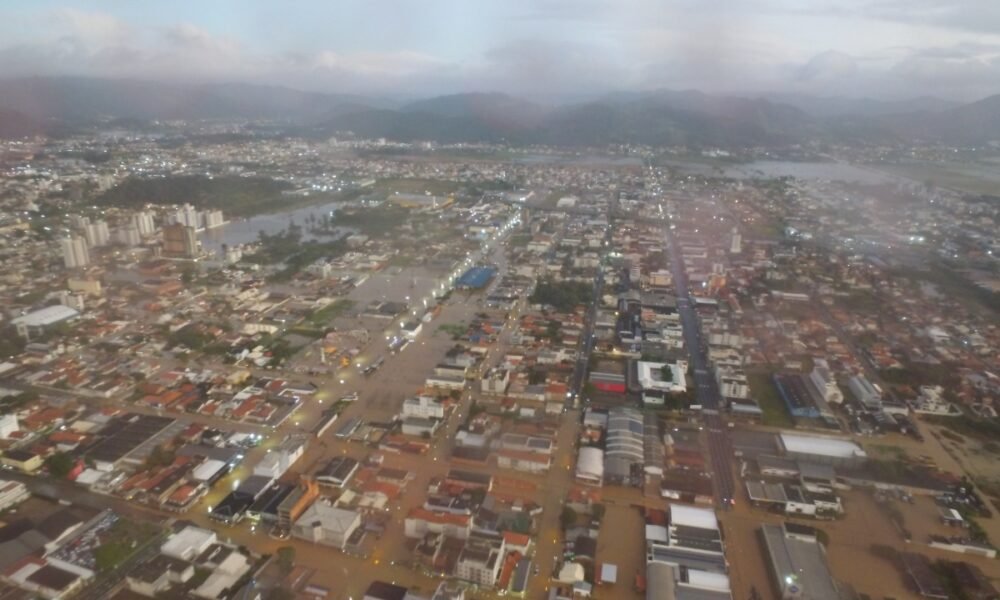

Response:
(665, 227), (736, 508)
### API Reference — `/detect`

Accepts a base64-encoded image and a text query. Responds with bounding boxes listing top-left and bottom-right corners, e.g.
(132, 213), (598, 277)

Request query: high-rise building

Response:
(730, 227), (742, 254)
(116, 224), (141, 247)
(69, 215), (90, 230)
(174, 204), (201, 229)
(162, 223), (199, 258)
(61, 236), (90, 268)
(203, 209), (225, 229)
(84, 220), (110, 248)
(133, 211), (156, 237)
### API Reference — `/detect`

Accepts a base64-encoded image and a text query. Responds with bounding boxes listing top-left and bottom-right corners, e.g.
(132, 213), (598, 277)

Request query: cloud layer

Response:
(0, 2), (998, 101)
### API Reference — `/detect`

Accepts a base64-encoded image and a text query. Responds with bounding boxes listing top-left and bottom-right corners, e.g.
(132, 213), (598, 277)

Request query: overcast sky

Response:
(1, 0), (999, 101)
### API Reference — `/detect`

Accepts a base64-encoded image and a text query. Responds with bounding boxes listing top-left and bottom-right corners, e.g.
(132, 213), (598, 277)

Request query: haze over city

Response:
(1, 0), (1000, 100)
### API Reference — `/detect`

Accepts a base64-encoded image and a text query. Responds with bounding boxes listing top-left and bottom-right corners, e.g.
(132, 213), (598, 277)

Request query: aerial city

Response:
(0, 2), (998, 600)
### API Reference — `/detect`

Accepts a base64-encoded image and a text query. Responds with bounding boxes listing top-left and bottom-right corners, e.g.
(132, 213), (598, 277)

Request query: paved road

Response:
(665, 227), (736, 508)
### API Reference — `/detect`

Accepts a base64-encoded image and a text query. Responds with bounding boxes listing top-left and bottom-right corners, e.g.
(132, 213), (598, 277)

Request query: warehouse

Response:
(778, 433), (867, 468)
(760, 523), (841, 600)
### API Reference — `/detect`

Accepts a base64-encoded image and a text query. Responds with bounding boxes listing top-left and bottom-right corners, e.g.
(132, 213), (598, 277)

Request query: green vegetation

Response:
(145, 444), (177, 468)
(167, 324), (214, 351)
(45, 452), (75, 479)
(95, 518), (161, 572)
(276, 546), (296, 576)
(0, 325), (26, 359)
(438, 323), (467, 340)
(244, 223), (349, 281)
(747, 372), (794, 428)
(0, 390), (38, 415)
(660, 365), (674, 382)
(560, 506), (578, 530)
(95, 541), (134, 572)
(373, 178), (461, 196)
(95, 175), (294, 217)
(530, 279), (592, 312)
(891, 263), (1000, 314)
(304, 299), (355, 329)
(333, 205), (411, 237)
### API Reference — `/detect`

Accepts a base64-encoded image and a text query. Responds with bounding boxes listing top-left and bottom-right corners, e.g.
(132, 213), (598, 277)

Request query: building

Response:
(0, 480), (29, 511)
(402, 396), (446, 419)
(761, 523), (841, 600)
(292, 501), (361, 549)
(636, 361), (688, 405)
(808, 360), (843, 405)
(604, 408), (645, 484)
(162, 223), (198, 258)
(174, 204), (201, 229)
(83, 220), (110, 248)
(133, 211), (156, 236)
(0, 415), (18, 439)
(848, 375), (881, 411)
(1, 449), (44, 473)
(455, 532), (505, 587)
(252, 435), (308, 479)
(315, 456), (359, 488)
(60, 236), (90, 269)
(404, 508), (471, 540)
(779, 433), (867, 467)
(116, 224), (142, 247)
(575, 447), (604, 486)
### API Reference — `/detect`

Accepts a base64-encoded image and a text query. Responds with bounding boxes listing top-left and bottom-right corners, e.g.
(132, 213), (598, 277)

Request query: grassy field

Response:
(747, 372), (795, 428)
(373, 178), (461, 196)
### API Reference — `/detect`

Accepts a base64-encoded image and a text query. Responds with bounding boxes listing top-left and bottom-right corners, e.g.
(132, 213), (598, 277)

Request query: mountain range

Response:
(1, 77), (999, 147)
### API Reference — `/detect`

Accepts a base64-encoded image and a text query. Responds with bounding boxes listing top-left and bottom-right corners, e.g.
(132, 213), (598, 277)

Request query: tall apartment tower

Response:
(730, 227), (742, 254)
(162, 223), (199, 258)
(133, 211), (156, 237)
(61, 236), (90, 268)
(84, 220), (111, 248)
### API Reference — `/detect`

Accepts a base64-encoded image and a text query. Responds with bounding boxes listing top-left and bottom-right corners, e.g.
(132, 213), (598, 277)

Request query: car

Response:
(339, 392), (359, 402)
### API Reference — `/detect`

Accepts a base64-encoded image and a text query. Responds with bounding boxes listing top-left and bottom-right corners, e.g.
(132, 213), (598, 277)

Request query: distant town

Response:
(0, 123), (998, 600)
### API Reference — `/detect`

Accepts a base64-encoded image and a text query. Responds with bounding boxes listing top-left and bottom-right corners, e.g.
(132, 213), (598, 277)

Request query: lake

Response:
(199, 199), (350, 254)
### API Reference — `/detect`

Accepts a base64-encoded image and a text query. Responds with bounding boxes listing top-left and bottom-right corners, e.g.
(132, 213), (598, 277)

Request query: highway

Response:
(664, 227), (737, 508)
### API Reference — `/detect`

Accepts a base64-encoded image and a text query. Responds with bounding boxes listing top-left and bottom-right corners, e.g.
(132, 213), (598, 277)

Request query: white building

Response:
(252, 435), (308, 479)
(0, 480), (29, 510)
(133, 211), (156, 236)
(161, 526), (217, 561)
(913, 385), (961, 416)
(402, 396), (445, 419)
(455, 533), (505, 587)
(292, 501), (361, 549)
(809, 360), (843, 405)
(115, 224), (142, 247)
(637, 361), (688, 405)
(848, 375), (881, 411)
(0, 414), (19, 438)
(84, 220), (110, 248)
(575, 447), (604, 486)
(61, 235), (90, 268)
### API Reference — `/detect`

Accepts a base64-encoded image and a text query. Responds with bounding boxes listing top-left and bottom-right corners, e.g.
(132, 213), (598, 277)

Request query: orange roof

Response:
(502, 531), (531, 547)
(407, 507), (470, 527)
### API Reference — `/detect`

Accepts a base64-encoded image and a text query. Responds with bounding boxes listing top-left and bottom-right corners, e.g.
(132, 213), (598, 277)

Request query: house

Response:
(402, 396), (446, 419)
(1, 450), (43, 474)
(292, 501), (361, 549)
(126, 554), (195, 596)
(401, 416), (440, 438)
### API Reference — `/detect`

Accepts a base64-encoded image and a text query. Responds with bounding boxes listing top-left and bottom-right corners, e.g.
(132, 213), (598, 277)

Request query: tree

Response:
(560, 506), (578, 530)
(591, 503), (606, 521)
(45, 452), (75, 479)
(660, 364), (673, 382)
(276, 546), (296, 576)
